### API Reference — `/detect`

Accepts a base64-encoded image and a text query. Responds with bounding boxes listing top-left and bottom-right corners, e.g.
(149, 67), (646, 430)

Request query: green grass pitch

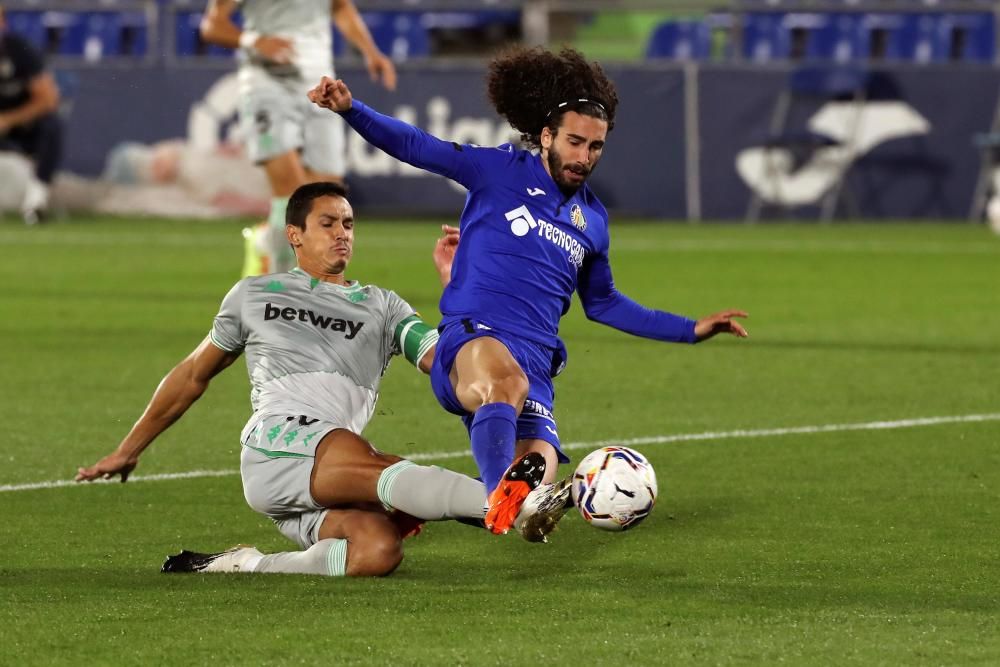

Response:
(1, 217), (998, 665)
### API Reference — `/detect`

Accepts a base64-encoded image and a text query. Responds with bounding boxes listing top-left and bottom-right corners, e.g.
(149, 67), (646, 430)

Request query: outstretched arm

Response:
(200, 0), (294, 64)
(308, 77), (489, 188)
(331, 0), (397, 91)
(578, 253), (748, 343)
(75, 337), (241, 483)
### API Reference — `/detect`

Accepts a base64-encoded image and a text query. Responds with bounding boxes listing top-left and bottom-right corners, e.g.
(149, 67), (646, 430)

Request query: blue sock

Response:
(469, 403), (517, 493)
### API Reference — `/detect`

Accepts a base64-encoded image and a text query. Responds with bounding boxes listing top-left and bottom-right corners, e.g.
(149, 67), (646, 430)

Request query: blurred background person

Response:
(199, 0), (398, 276)
(0, 2), (61, 224)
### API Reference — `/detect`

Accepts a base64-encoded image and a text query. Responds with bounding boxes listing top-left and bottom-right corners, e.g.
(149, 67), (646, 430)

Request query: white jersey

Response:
(210, 268), (426, 445)
(235, 0), (334, 93)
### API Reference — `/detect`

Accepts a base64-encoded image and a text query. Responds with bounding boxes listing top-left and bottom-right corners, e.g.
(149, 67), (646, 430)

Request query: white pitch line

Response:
(2, 412), (998, 493)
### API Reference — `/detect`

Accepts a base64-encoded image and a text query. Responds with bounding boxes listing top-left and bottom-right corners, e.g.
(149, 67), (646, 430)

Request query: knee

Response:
(480, 368), (529, 409)
(345, 517), (403, 577)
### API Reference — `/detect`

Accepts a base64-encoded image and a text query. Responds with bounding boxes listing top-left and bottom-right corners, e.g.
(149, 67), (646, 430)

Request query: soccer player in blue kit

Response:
(308, 47), (749, 540)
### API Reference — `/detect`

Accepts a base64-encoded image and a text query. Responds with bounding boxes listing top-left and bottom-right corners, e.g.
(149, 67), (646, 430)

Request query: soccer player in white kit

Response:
(75, 182), (543, 578)
(199, 0), (397, 274)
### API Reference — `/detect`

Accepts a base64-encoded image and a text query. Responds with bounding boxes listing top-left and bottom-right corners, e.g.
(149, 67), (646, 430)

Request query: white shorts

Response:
(239, 76), (346, 176)
(240, 414), (341, 548)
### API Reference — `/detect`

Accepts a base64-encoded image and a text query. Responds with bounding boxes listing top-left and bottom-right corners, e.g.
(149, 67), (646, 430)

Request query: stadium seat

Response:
(857, 12), (909, 61)
(881, 12), (995, 64)
(646, 20), (711, 61)
(334, 12), (429, 60)
(743, 12), (838, 62)
(54, 11), (146, 60)
(746, 65), (870, 222)
(4, 11), (46, 51)
(742, 12), (790, 62)
(175, 9), (236, 58)
(939, 12), (996, 63)
(809, 12), (864, 62)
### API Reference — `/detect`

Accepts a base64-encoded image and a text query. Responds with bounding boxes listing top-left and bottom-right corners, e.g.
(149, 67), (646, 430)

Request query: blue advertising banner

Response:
(55, 61), (1000, 220)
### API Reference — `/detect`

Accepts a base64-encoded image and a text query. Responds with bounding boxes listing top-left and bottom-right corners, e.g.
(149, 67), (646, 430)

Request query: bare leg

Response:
(515, 438), (561, 484)
(309, 429), (487, 523)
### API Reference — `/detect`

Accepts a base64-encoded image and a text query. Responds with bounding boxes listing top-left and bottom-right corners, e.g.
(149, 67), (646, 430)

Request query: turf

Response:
(1, 217), (998, 665)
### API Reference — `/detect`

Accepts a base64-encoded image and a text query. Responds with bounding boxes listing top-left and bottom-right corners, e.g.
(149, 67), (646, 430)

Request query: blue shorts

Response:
(430, 317), (570, 464)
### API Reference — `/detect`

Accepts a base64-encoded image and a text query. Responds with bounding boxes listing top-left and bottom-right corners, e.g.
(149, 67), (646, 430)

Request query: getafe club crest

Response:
(570, 204), (587, 231)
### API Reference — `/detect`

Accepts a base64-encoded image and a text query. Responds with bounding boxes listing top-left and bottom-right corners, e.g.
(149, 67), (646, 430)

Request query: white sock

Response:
(21, 177), (49, 213)
(250, 538), (348, 576)
(377, 460), (488, 521)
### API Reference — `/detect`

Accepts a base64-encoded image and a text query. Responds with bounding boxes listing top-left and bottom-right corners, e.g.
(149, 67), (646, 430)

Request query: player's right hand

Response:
(308, 77), (353, 113)
(252, 35), (295, 65)
(75, 451), (138, 483)
(433, 224), (460, 287)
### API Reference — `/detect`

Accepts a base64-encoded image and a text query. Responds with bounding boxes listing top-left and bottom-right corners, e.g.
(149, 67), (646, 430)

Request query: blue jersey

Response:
(341, 101), (698, 352)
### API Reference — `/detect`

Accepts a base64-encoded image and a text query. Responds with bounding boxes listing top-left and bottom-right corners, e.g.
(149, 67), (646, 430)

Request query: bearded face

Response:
(541, 111), (608, 196)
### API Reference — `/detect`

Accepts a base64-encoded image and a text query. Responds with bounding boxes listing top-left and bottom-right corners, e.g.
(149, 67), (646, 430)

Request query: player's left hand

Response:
(694, 310), (749, 341)
(75, 451), (139, 483)
(432, 224), (459, 286)
(0, 112), (14, 135)
(365, 51), (397, 91)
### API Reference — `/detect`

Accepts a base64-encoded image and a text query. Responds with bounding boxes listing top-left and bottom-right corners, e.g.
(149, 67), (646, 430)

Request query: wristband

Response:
(238, 31), (260, 50)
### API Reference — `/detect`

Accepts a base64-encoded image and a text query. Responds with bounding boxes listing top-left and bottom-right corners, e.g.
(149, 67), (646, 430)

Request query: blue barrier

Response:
(52, 62), (1000, 220)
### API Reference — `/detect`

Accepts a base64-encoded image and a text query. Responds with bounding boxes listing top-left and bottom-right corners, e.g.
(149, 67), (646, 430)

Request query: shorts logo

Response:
(570, 204), (587, 231)
(522, 399), (555, 422)
(254, 109), (271, 134)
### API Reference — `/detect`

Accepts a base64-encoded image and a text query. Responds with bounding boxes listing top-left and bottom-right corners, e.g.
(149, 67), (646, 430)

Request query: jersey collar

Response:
(290, 267), (361, 292)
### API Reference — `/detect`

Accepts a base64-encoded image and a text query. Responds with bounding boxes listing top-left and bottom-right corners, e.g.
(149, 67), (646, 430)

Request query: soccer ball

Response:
(571, 446), (658, 531)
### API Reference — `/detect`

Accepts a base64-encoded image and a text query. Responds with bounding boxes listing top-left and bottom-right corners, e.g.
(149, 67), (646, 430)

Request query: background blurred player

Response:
(76, 182), (496, 578)
(200, 0), (397, 275)
(0, 2), (61, 224)
(307, 47), (749, 538)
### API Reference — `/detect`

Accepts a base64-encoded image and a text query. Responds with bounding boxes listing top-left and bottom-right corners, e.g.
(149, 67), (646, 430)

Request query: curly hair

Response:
(486, 46), (618, 149)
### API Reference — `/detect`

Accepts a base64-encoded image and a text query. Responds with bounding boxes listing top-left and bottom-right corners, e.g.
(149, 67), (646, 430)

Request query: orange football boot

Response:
(484, 452), (546, 535)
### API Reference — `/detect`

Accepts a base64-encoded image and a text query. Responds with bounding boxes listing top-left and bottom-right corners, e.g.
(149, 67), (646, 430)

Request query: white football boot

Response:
(161, 546), (263, 573)
(514, 476), (573, 543)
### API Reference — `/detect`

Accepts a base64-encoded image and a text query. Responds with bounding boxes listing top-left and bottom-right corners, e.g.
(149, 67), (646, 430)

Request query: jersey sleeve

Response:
(339, 100), (515, 191)
(382, 290), (439, 367)
(577, 249), (698, 344)
(209, 280), (249, 353)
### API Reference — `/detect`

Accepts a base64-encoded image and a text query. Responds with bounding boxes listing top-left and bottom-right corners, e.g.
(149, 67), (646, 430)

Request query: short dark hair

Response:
(286, 181), (350, 230)
(486, 46), (618, 149)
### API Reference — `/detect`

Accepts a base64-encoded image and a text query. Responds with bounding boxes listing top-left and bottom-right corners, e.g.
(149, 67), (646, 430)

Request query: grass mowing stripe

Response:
(2, 232), (998, 254)
(6, 411), (997, 493)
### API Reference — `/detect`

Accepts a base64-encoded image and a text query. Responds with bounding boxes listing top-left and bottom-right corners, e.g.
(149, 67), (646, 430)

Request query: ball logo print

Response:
(505, 205), (538, 237)
(572, 446), (658, 531)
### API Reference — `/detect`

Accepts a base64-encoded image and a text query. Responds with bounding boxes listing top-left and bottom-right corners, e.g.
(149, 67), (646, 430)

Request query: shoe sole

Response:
(161, 550), (217, 573)
(485, 452), (546, 535)
(519, 479), (572, 543)
(161, 545), (255, 573)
